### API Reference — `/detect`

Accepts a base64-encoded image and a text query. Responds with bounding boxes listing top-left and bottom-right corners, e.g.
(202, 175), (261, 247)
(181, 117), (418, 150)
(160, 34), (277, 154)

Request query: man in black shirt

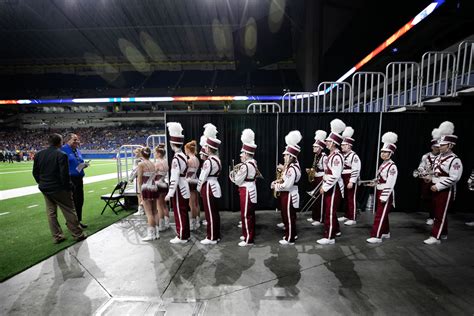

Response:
(33, 133), (86, 244)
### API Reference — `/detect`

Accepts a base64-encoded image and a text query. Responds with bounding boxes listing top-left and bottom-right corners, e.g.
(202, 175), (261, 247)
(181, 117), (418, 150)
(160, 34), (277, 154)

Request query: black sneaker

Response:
(79, 223), (88, 229)
(53, 236), (66, 244)
(74, 234), (87, 242)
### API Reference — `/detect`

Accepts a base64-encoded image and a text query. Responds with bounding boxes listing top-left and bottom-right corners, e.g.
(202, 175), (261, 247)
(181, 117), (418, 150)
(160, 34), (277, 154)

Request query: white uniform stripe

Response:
(206, 182), (214, 240)
(176, 190), (183, 239)
(329, 186), (335, 238)
(436, 190), (451, 239)
(244, 188), (250, 243)
(319, 192), (324, 221)
(287, 193), (292, 240)
(376, 195), (390, 237)
(352, 184), (358, 220)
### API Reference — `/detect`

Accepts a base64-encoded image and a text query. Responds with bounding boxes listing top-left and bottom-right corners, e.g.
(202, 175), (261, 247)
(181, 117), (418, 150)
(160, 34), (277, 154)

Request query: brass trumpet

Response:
(412, 168), (434, 179)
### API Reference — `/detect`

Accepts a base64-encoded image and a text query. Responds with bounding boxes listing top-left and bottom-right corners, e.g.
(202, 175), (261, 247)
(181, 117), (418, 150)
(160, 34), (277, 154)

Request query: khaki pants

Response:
(43, 190), (84, 241)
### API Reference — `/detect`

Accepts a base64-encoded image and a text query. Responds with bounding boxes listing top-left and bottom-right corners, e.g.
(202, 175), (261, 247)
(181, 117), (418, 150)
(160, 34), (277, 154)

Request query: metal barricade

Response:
(385, 62), (420, 110)
(146, 134), (167, 161)
(281, 92), (317, 113)
(316, 82), (352, 112)
(116, 144), (144, 185)
(351, 72), (385, 112)
(420, 51), (456, 100)
(455, 40), (474, 91)
(246, 102), (281, 113)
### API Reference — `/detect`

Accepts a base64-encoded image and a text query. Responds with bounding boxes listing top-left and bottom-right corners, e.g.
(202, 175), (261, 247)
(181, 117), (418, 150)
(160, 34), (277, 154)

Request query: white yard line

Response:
(0, 173), (117, 201)
(0, 163), (117, 175)
(0, 212), (10, 216)
(27, 204), (39, 208)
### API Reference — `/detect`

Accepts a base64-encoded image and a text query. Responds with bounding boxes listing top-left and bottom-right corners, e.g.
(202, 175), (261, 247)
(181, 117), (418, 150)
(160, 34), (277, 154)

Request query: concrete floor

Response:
(1, 209), (474, 316)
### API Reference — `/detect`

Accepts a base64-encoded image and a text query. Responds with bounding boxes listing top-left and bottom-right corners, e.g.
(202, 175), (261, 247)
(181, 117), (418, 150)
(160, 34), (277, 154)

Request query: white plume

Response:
(166, 122), (183, 137)
(241, 129), (255, 145)
(438, 121), (454, 136)
(314, 130), (327, 141)
(342, 126), (354, 138)
(285, 130), (302, 146)
(203, 123), (218, 139)
(382, 132), (398, 144)
(431, 128), (441, 139)
(199, 135), (207, 147)
(330, 119), (346, 134)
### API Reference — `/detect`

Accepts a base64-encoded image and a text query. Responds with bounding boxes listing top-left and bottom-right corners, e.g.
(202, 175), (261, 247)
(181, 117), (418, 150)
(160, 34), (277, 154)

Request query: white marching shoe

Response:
(170, 236), (188, 244)
(424, 236), (441, 245)
(311, 221), (322, 227)
(381, 233), (391, 239)
(240, 236), (245, 241)
(276, 222), (285, 229)
(426, 218), (434, 225)
(142, 227), (158, 241)
(338, 216), (347, 222)
(238, 241), (253, 247)
(317, 238), (335, 245)
(200, 238), (217, 245)
(133, 205), (145, 216)
(366, 237), (382, 244)
(306, 218), (314, 222)
(158, 220), (167, 232)
(344, 220), (357, 226)
(279, 239), (294, 245)
(465, 221), (474, 227)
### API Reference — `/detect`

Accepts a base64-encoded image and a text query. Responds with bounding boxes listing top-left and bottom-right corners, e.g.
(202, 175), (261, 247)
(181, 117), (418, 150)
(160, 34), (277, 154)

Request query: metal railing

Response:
(246, 102), (281, 113)
(385, 62), (420, 110)
(455, 40), (474, 91)
(281, 92), (317, 113)
(420, 51), (457, 100)
(316, 82), (351, 112)
(351, 72), (385, 112)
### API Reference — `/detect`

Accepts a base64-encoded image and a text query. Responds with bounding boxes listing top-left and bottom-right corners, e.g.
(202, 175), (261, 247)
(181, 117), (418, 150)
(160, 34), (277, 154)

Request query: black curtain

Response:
(166, 113), (278, 211)
(381, 112), (474, 212)
(164, 111), (473, 213)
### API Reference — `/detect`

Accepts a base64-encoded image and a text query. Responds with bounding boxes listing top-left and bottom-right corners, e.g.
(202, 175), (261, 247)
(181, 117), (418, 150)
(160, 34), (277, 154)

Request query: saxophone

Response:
(306, 153), (320, 183)
(273, 162), (288, 198)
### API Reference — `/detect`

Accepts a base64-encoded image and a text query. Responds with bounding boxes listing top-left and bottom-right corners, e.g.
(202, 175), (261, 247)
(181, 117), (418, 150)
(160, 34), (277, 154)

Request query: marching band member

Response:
(198, 135), (208, 226)
(185, 140), (201, 230)
(229, 129), (258, 247)
(425, 121), (463, 245)
(165, 122), (191, 244)
(466, 169), (474, 227)
(197, 123), (222, 245)
(154, 144), (170, 232)
(306, 130), (327, 227)
(317, 119), (345, 245)
(338, 126), (361, 226)
(271, 130), (302, 245)
(414, 128), (440, 226)
(367, 132), (398, 244)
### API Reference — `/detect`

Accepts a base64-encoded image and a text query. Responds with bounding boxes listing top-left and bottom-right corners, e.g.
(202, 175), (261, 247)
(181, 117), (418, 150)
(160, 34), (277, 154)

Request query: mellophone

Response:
(357, 178), (378, 186)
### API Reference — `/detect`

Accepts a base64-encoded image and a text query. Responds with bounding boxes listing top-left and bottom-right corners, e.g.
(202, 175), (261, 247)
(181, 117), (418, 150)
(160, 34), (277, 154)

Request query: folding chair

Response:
(100, 181), (127, 215)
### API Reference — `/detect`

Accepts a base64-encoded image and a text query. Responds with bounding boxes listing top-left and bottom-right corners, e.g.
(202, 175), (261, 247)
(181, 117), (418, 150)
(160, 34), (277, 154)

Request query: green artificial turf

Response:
(0, 160), (118, 190)
(0, 160), (133, 282)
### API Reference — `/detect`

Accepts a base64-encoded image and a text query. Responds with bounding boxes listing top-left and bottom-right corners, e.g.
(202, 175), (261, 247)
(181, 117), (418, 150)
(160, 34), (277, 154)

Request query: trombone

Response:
(357, 178), (378, 186)
(300, 181), (323, 214)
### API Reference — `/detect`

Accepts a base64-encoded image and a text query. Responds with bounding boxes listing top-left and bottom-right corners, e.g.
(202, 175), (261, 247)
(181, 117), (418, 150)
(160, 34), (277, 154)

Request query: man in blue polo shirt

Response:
(62, 133), (89, 228)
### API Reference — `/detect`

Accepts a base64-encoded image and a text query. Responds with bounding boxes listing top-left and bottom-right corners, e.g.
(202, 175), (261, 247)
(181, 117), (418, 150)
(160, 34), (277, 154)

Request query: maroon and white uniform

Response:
(417, 152), (437, 219)
(370, 160), (398, 238)
(166, 151), (190, 240)
(230, 159), (258, 244)
(186, 155), (200, 191)
(322, 150), (344, 239)
(197, 155), (222, 241)
(341, 150), (361, 221)
(275, 161), (301, 242)
(310, 153), (327, 222)
(430, 153), (463, 239)
(155, 158), (169, 194)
